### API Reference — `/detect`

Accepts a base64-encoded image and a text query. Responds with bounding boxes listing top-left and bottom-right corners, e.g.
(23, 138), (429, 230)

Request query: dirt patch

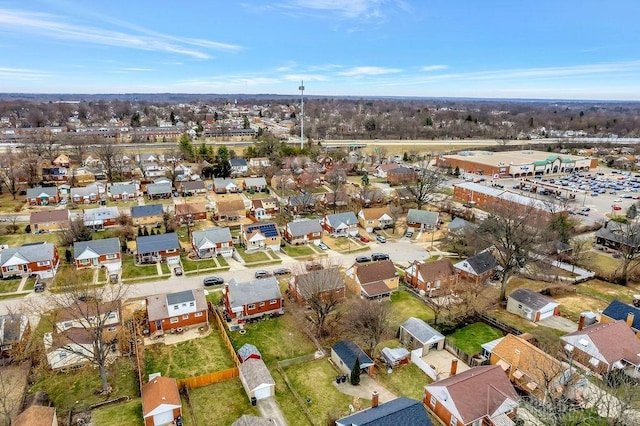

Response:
(554, 294), (609, 321)
(0, 363), (30, 424)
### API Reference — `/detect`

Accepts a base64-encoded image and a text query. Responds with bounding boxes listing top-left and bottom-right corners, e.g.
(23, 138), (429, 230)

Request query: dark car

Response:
(405, 231), (414, 238)
(34, 281), (46, 293)
(255, 270), (273, 279)
(274, 268), (291, 276)
(203, 276), (224, 286)
(355, 256), (371, 263)
(174, 266), (183, 276)
(371, 253), (390, 261)
(305, 262), (323, 271)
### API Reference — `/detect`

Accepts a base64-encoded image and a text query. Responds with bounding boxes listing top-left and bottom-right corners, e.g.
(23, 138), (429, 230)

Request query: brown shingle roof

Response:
(55, 300), (121, 324)
(356, 260), (397, 285)
(30, 209), (70, 224)
(13, 406), (57, 426)
(415, 258), (457, 281)
(141, 376), (181, 417)
(217, 198), (246, 214)
(175, 202), (207, 216)
(361, 280), (393, 297)
(360, 207), (392, 220)
(562, 320), (640, 367)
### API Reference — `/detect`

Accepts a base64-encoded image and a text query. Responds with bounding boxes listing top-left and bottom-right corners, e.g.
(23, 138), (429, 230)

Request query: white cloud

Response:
(338, 66), (402, 77)
(276, 0), (406, 21)
(0, 67), (50, 80)
(420, 65), (447, 72)
(283, 74), (329, 82)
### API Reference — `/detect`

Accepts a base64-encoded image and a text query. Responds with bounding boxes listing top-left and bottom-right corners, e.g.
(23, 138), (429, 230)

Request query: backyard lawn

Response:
(144, 328), (235, 379)
(0, 278), (21, 293)
(0, 231), (59, 247)
(447, 322), (503, 356)
(388, 288), (435, 330)
(235, 247), (270, 264)
(184, 378), (259, 426)
(122, 256), (158, 279)
(92, 399), (143, 426)
(576, 279), (639, 303)
(373, 361), (431, 401)
(585, 252), (621, 276)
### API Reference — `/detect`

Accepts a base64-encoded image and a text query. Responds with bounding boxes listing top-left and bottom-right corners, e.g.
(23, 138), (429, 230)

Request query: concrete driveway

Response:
(537, 316), (578, 333)
(256, 396), (288, 426)
(421, 350), (471, 380)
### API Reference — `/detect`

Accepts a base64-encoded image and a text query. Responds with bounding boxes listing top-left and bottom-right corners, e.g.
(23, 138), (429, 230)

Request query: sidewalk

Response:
(333, 375), (396, 404)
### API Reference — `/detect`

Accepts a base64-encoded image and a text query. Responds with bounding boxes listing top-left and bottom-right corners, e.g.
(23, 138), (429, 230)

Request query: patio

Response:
(421, 349), (471, 380)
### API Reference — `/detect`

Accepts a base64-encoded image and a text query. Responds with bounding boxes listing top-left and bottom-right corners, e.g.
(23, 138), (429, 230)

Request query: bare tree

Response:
(18, 145), (42, 188)
(0, 150), (22, 200)
(58, 217), (93, 247)
(344, 298), (391, 357)
(403, 168), (446, 210)
(68, 136), (89, 164)
(325, 169), (345, 214)
(94, 141), (123, 182)
(607, 219), (640, 284)
(477, 201), (548, 300)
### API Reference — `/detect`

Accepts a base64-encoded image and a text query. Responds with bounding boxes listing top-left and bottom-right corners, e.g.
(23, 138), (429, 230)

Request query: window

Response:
(37, 261), (50, 267)
(108, 312), (117, 320)
(429, 395), (436, 407)
(170, 317), (179, 324)
(64, 322), (73, 329)
(166, 248), (177, 253)
(518, 304), (522, 309)
(248, 304), (255, 310)
(106, 254), (118, 260)
(182, 314), (189, 320)
(450, 417), (457, 426)
(173, 305), (179, 310)
(472, 420), (482, 426)
(259, 302), (265, 307)
(107, 327), (116, 332)
(189, 302), (195, 307)
(59, 352), (67, 359)
(195, 312), (203, 317)
(270, 299), (278, 305)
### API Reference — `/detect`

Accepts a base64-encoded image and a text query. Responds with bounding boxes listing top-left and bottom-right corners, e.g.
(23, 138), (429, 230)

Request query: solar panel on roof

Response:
(247, 223), (278, 237)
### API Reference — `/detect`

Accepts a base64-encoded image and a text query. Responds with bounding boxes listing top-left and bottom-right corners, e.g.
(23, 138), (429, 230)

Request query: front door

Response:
(155, 320), (162, 331)
(92, 258), (98, 266)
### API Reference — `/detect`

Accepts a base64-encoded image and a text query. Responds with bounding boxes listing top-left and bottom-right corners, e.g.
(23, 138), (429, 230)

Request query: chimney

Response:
(371, 391), (379, 408)
(450, 358), (458, 377)
(509, 349), (521, 382)
(627, 312), (635, 327)
(578, 314), (585, 331)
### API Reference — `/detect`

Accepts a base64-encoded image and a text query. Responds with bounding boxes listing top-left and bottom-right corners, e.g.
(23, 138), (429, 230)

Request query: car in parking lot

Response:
(356, 256), (371, 263)
(273, 268), (291, 276)
(359, 236), (370, 243)
(255, 270), (273, 279)
(375, 235), (386, 243)
(371, 253), (390, 261)
(174, 266), (183, 276)
(612, 205), (622, 211)
(203, 276), (224, 286)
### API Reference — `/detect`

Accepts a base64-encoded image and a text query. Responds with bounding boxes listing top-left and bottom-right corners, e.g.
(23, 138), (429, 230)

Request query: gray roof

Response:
(448, 217), (477, 233)
(74, 237), (121, 258)
(136, 232), (180, 255)
(237, 343), (261, 361)
(110, 183), (137, 196)
(238, 358), (275, 390)
(0, 242), (56, 265)
(146, 289), (207, 322)
(131, 204), (164, 218)
(147, 182), (173, 196)
(192, 227), (233, 248)
(0, 314), (28, 345)
(400, 317), (444, 345)
(325, 211), (357, 228)
(214, 178), (237, 187)
(332, 340), (374, 370)
(336, 397), (432, 426)
(83, 207), (119, 223)
(381, 347), (410, 364)
(181, 180), (205, 191)
(71, 184), (100, 198)
(226, 277), (282, 309)
(286, 219), (323, 237)
(465, 251), (498, 275)
(26, 186), (58, 198)
(508, 288), (557, 311)
(596, 221), (640, 249)
(230, 158), (248, 167)
(406, 209), (439, 226)
(244, 177), (267, 187)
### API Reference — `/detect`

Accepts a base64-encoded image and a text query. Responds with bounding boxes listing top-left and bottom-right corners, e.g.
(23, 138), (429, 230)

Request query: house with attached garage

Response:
(424, 365), (519, 426)
(506, 288), (560, 322)
(357, 207), (394, 232)
(0, 242), (60, 279)
(136, 232), (181, 263)
(230, 158), (249, 175)
(30, 209), (70, 233)
(454, 250), (499, 285)
(70, 184), (101, 204)
(146, 182), (173, 200)
(141, 375), (182, 426)
(242, 177), (268, 192)
(180, 180), (206, 196)
(146, 289), (208, 335)
(399, 317), (445, 356)
(238, 358), (276, 401)
(110, 182), (138, 201)
(283, 219), (323, 245)
(26, 186), (60, 206)
(345, 259), (399, 300)
(83, 206), (120, 229)
(73, 238), (121, 271)
(240, 222), (281, 251)
(213, 178), (240, 194)
(406, 209), (439, 231)
(331, 340), (375, 377)
(191, 227), (234, 258)
(250, 197), (279, 220)
(131, 204), (164, 226)
(321, 212), (358, 237)
(337, 396), (433, 426)
(404, 258), (458, 296)
(222, 277), (284, 321)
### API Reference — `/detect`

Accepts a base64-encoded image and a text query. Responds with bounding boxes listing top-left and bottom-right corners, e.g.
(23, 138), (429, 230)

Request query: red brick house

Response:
(0, 242), (60, 279)
(454, 251), (499, 285)
(146, 289), (208, 335)
(141, 375), (182, 426)
(174, 202), (208, 224)
(70, 184), (101, 204)
(387, 167), (417, 185)
(404, 259), (458, 296)
(73, 238), (121, 270)
(283, 219), (323, 245)
(288, 267), (345, 305)
(136, 233), (181, 263)
(26, 186), (60, 206)
(222, 277), (284, 321)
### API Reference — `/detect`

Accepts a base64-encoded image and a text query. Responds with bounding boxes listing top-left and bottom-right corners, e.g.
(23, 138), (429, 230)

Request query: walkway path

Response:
(256, 397), (288, 426)
(332, 375), (396, 404)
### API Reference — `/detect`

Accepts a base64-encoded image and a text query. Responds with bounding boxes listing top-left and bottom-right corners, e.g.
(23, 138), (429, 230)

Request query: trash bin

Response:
(336, 375), (342, 384)
(251, 397), (257, 406)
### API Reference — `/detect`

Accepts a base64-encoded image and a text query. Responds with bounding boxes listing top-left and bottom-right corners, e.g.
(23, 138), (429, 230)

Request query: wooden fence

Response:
(177, 367), (239, 389)
(210, 303), (240, 367)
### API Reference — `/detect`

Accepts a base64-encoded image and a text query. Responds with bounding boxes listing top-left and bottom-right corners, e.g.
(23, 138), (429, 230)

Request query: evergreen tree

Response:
(627, 204), (637, 219)
(138, 227), (143, 237)
(65, 248), (72, 263)
(361, 172), (369, 187)
(350, 358), (361, 385)
(454, 166), (460, 177)
(214, 145), (232, 178)
(143, 228), (149, 236)
(179, 134), (194, 161)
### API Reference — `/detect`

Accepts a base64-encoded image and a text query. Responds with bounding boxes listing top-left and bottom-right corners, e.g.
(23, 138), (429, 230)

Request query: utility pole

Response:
(299, 80), (305, 150)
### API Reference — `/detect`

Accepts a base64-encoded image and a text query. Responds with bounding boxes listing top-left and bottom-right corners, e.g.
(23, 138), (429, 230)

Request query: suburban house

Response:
(271, 173), (296, 190)
(490, 334), (570, 400)
(238, 358), (276, 402)
(12, 406), (58, 426)
(44, 300), (122, 370)
(141, 375), (182, 426)
(399, 317), (445, 356)
(337, 397), (433, 426)
(454, 251), (499, 284)
(506, 288), (560, 322)
(243, 177), (268, 192)
(240, 222), (281, 251)
(110, 182), (138, 201)
(387, 166), (418, 185)
(213, 178), (239, 194)
(131, 204), (164, 226)
(321, 191), (349, 210)
(83, 206), (120, 229)
(424, 365), (519, 426)
(346, 260), (399, 299)
(70, 184), (101, 204)
(561, 320), (640, 375)
(146, 289), (209, 335)
(222, 277), (284, 321)
(230, 158), (249, 175)
(406, 209), (440, 231)
(285, 195), (316, 215)
(26, 186), (60, 206)
(600, 299), (640, 334)
(288, 267), (346, 305)
(215, 198), (246, 222)
(0, 314), (31, 360)
(42, 166), (68, 183)
(331, 340), (375, 376)
(448, 217), (478, 235)
(404, 259), (458, 296)
(136, 233), (181, 263)
(191, 227), (234, 258)
(375, 163), (402, 178)
(73, 167), (97, 185)
(180, 180), (206, 196)
(146, 182), (173, 200)
(0, 242), (60, 279)
(249, 157), (270, 169)
(174, 202), (208, 224)
(73, 238), (121, 270)
(321, 212), (358, 237)
(296, 171), (322, 188)
(237, 343), (262, 363)
(283, 219), (323, 245)
(595, 221), (640, 253)
(250, 198), (279, 220)
(357, 207), (394, 232)
(53, 153), (71, 168)
(30, 209), (71, 233)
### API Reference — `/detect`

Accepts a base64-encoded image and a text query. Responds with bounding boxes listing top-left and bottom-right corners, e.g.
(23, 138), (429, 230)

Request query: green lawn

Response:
(185, 378), (259, 426)
(52, 264), (95, 288)
(161, 262), (170, 274)
(0, 278), (21, 293)
(373, 359), (431, 401)
(23, 276), (37, 291)
(576, 279), (640, 302)
(586, 252), (621, 276)
(180, 254), (218, 272)
(121, 256), (158, 279)
(273, 368), (310, 426)
(92, 399), (143, 426)
(447, 322), (504, 356)
(144, 328), (235, 379)
(388, 288), (435, 330)
(229, 313), (316, 365)
(235, 247), (270, 263)
(0, 292), (29, 301)
(218, 256), (228, 267)
(281, 244), (315, 258)
(284, 359), (370, 424)
(0, 231), (59, 246)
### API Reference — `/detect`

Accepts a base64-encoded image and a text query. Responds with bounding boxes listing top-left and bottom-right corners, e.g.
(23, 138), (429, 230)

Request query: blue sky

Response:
(1, 0), (640, 99)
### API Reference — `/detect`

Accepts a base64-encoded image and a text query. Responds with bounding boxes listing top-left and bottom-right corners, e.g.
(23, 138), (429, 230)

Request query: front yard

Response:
(0, 278), (21, 293)
(52, 264), (95, 288)
(235, 246), (271, 264)
(121, 256), (158, 279)
(281, 244), (316, 258)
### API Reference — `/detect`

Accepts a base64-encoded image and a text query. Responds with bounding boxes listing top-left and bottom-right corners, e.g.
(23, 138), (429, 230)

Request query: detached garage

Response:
(239, 358), (276, 401)
(507, 288), (560, 322)
(141, 375), (182, 426)
(399, 317), (445, 357)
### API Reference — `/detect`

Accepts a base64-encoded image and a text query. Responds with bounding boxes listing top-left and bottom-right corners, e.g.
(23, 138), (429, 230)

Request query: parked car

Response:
(612, 205), (622, 211)
(317, 242), (329, 250)
(359, 236), (370, 243)
(305, 262), (323, 271)
(405, 231), (414, 238)
(375, 235), (386, 243)
(174, 266), (183, 276)
(108, 273), (119, 284)
(203, 276), (224, 286)
(355, 256), (371, 263)
(255, 270), (273, 279)
(34, 280), (46, 293)
(274, 268), (291, 276)
(371, 253), (390, 261)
